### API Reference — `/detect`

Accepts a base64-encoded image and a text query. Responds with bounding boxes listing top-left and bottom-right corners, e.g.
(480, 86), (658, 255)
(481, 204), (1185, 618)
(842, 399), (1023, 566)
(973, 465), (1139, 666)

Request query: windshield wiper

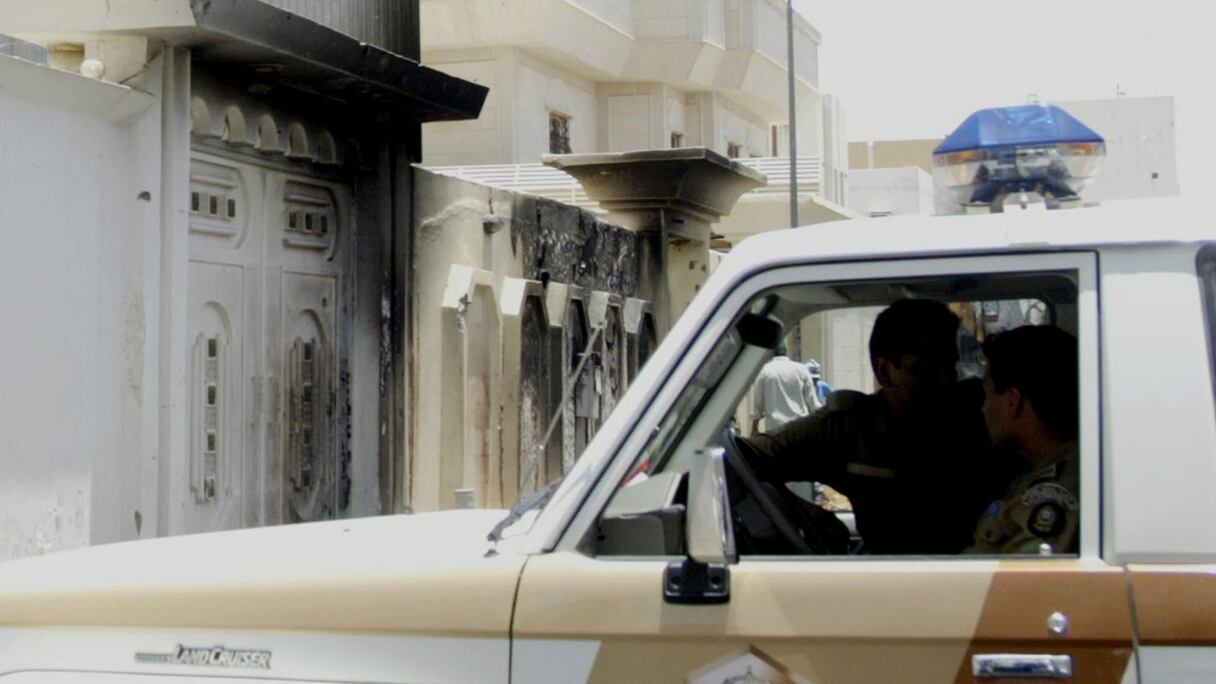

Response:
(487, 480), (562, 544)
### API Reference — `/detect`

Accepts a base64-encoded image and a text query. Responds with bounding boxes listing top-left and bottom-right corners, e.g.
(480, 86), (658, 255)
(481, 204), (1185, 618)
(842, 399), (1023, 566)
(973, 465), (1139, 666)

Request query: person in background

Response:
(750, 342), (821, 435)
(805, 358), (833, 405)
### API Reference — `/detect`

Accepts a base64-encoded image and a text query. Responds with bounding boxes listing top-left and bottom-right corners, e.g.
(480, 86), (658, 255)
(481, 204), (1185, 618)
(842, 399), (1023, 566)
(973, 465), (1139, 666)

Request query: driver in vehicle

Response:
(743, 299), (1013, 554)
(966, 325), (1080, 555)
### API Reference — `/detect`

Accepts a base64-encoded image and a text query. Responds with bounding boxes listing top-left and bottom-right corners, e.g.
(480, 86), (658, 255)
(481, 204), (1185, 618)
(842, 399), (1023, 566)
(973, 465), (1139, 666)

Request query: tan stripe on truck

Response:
(1128, 565), (1216, 646)
(954, 565), (1133, 683)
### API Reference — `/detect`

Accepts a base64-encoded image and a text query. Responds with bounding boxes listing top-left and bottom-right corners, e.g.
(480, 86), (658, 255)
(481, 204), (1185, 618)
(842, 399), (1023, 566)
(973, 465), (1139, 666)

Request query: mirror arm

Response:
(665, 447), (735, 605)
(686, 447), (737, 564)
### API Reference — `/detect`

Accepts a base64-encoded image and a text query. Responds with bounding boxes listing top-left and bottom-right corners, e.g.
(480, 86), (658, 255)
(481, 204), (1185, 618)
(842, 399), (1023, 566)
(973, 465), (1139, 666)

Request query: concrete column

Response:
(545, 148), (763, 332)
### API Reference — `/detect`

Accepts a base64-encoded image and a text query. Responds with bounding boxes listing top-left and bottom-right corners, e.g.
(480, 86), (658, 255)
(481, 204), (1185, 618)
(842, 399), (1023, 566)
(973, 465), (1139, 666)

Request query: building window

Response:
(549, 112), (572, 154)
(727, 142), (743, 158)
(671, 131), (685, 149)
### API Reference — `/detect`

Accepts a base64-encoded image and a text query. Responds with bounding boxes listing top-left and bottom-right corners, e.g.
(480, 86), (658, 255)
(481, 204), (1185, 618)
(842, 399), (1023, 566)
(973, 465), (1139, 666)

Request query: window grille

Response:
(549, 112), (572, 155)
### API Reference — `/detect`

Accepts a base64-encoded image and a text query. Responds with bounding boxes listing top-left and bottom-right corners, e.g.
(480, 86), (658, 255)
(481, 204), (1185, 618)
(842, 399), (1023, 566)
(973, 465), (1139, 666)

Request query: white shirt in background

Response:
(752, 355), (822, 432)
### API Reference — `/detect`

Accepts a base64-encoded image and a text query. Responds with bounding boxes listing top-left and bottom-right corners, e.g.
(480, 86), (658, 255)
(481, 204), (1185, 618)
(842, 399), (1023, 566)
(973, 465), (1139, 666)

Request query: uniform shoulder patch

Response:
(1021, 482), (1079, 510)
(1027, 502), (1067, 539)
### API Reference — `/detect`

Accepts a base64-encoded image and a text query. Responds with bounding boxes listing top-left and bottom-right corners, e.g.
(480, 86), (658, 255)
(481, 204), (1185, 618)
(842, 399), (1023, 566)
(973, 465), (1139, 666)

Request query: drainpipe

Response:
(787, 0), (799, 228)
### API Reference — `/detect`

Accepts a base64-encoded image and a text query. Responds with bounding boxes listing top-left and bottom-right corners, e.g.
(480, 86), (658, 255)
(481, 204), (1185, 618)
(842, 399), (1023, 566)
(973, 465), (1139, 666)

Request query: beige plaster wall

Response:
(717, 94), (771, 157)
(411, 169), (653, 511)
(421, 0), (824, 164)
(848, 139), (940, 173)
(423, 49), (598, 165)
(515, 51), (599, 160)
(421, 50), (505, 166)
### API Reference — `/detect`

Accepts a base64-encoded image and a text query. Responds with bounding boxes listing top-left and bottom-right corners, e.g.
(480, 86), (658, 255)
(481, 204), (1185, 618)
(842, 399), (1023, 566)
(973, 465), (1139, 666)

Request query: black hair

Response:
(983, 326), (1078, 440)
(868, 299), (959, 374)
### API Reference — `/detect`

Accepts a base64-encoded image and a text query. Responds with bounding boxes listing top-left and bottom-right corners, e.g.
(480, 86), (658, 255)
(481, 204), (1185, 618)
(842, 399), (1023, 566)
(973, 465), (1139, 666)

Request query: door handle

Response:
(972, 654), (1073, 678)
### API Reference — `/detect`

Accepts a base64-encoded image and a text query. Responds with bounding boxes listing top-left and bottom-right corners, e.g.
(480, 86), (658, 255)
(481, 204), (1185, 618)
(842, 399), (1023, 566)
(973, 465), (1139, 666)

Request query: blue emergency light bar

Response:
(934, 105), (1105, 209)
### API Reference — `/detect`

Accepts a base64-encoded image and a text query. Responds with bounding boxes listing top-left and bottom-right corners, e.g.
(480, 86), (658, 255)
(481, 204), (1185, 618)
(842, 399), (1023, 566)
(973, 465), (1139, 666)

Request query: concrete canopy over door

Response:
(183, 150), (352, 531)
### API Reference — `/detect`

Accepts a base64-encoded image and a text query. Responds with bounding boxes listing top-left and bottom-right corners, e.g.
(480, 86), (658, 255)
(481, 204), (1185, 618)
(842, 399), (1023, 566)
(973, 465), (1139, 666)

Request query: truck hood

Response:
(0, 510), (526, 635)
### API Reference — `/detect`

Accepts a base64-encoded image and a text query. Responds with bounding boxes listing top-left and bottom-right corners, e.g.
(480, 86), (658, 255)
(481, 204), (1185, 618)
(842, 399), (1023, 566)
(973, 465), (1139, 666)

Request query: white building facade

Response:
(423, 0), (823, 163)
(1055, 96), (1179, 204)
(419, 0), (854, 234)
(848, 167), (935, 218)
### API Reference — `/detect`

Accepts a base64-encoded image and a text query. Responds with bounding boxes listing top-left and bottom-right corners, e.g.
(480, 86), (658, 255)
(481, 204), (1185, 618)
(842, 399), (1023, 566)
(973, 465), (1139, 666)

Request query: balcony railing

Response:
(423, 162), (597, 208)
(421, 156), (825, 212)
(739, 157), (822, 194)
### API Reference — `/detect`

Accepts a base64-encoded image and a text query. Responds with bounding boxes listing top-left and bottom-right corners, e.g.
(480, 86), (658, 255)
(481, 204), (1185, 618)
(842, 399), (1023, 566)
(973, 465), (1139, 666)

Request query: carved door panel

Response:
(185, 262), (249, 532)
(183, 154), (262, 533)
(264, 173), (349, 524)
(185, 152), (351, 530)
(280, 274), (339, 522)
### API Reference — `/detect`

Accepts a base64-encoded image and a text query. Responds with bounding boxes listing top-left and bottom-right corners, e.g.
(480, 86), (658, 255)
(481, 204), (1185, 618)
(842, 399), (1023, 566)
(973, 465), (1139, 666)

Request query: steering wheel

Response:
(721, 429), (815, 554)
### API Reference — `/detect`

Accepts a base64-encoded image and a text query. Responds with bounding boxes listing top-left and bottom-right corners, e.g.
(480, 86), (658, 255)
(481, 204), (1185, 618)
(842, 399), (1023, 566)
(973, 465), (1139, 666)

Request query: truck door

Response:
(512, 252), (1138, 683)
(1112, 244), (1216, 682)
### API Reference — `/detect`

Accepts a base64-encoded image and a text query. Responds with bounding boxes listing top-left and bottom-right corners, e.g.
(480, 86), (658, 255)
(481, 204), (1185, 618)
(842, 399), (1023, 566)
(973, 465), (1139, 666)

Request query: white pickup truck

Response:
(2, 196), (1213, 683)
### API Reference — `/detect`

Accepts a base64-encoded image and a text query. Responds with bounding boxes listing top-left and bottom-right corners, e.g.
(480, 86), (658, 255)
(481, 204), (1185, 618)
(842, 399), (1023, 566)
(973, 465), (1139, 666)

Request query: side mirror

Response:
(687, 446), (737, 564)
(665, 447), (734, 605)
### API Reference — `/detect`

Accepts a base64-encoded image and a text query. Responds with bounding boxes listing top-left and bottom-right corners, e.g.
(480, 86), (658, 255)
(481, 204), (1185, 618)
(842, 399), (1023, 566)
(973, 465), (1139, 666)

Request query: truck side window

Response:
(595, 271), (1081, 559)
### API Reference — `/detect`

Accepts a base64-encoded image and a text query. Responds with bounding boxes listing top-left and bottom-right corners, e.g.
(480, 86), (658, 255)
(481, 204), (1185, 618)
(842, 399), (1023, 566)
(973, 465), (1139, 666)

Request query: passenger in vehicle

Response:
(966, 326), (1079, 555)
(745, 299), (1010, 554)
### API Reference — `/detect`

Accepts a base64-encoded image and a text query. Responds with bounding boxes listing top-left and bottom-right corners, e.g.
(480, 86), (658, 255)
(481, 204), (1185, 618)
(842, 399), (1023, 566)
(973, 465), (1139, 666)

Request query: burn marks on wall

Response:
(513, 197), (642, 297)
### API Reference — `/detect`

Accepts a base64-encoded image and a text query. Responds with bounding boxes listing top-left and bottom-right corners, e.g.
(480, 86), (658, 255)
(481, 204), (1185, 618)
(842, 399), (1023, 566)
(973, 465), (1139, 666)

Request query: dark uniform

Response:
(966, 443), (1079, 555)
(745, 381), (1011, 554)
